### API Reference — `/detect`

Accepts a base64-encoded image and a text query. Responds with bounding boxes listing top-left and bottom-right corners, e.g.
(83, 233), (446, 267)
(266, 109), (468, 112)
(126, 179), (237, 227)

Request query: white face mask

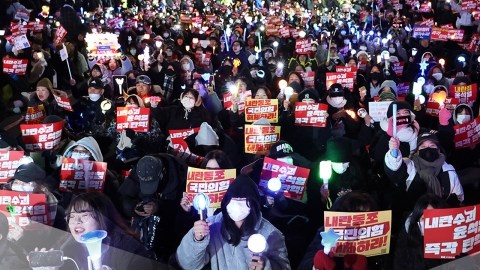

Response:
(360, 46), (367, 51)
(182, 63), (190, 70)
(181, 97), (195, 109)
(312, 46), (317, 52)
(332, 162), (349, 174)
(277, 157), (293, 165)
(432, 73), (443, 81)
(89, 93), (101, 101)
(11, 183), (34, 193)
(71, 152), (90, 160)
(115, 31), (120, 35)
(138, 27), (143, 31)
(331, 96), (344, 105)
(166, 51), (173, 56)
(389, 48), (395, 53)
(163, 33), (169, 38)
(457, 114), (471, 124)
(226, 199), (251, 221)
(424, 84), (434, 94)
(265, 52), (272, 59)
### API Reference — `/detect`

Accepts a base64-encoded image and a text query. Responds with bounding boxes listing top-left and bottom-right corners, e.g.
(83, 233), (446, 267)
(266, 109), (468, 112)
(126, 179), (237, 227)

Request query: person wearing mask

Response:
(192, 78), (223, 114)
(71, 64), (113, 100)
(175, 174), (291, 270)
(180, 56), (195, 87)
(366, 64), (384, 98)
(326, 83), (361, 139)
(427, 65), (452, 90)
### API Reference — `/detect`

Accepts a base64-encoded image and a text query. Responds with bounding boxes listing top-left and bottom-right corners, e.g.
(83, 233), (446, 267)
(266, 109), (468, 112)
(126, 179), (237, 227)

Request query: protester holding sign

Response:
(28, 78), (65, 118)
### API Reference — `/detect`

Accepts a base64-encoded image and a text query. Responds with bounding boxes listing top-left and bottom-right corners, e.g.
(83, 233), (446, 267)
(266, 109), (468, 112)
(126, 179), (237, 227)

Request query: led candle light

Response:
(439, 58), (445, 69)
(278, 80), (288, 93)
(285, 86), (294, 101)
(267, 178), (282, 192)
(412, 48), (418, 56)
(229, 84), (238, 97)
(193, 192), (210, 220)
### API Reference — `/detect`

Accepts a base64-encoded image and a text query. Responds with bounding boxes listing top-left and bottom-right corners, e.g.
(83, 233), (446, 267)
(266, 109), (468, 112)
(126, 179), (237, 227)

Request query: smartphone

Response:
(29, 250), (65, 268)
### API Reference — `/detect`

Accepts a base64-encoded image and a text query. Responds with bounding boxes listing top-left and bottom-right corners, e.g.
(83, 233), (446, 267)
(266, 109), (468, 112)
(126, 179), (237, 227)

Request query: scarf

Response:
(163, 74), (175, 100)
(411, 153), (445, 197)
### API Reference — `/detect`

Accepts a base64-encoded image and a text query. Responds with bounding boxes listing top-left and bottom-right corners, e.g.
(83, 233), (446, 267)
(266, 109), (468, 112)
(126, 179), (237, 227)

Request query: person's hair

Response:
(254, 86), (272, 99)
(331, 191), (379, 212)
(200, 150), (234, 169)
(66, 192), (138, 239)
(125, 96), (140, 106)
(287, 71), (305, 89)
(175, 89), (211, 120)
(193, 78), (207, 87)
(220, 191), (261, 246)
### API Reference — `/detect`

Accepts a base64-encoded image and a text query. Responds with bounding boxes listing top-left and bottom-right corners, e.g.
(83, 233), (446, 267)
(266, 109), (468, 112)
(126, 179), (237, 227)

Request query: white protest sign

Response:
(368, 101), (393, 122)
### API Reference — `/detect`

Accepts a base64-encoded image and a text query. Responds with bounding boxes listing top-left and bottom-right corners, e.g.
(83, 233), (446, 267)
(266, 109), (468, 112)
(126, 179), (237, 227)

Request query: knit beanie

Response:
(37, 78), (53, 91)
(386, 101), (413, 118)
(380, 80), (397, 93)
(13, 163), (47, 183)
(379, 91), (397, 101)
(195, 122), (219, 146)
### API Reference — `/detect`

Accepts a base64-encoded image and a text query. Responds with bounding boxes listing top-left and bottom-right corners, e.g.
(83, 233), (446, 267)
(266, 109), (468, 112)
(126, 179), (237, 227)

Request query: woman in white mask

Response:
(180, 56), (195, 87)
(176, 174), (291, 270)
(394, 195), (449, 270)
(428, 65), (452, 90)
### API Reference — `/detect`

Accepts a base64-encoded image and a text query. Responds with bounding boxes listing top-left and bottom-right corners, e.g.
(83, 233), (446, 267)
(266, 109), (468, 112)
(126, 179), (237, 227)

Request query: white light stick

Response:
(319, 161), (332, 189)
(248, 234), (267, 256)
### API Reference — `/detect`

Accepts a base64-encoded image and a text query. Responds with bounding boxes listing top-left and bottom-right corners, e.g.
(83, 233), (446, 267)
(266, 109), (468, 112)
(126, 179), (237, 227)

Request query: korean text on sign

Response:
(413, 25), (432, 39)
(186, 167), (236, 208)
(0, 151), (24, 184)
(449, 84), (477, 104)
(326, 72), (355, 90)
(25, 105), (46, 124)
(453, 116), (480, 149)
(295, 38), (312, 54)
(259, 157), (310, 201)
(53, 25), (67, 45)
(116, 107), (150, 132)
(20, 121), (63, 152)
(426, 96), (458, 117)
(169, 128), (203, 166)
(53, 95), (74, 112)
(423, 205), (480, 259)
(244, 125), (281, 155)
(244, 99), (278, 123)
(59, 158), (107, 193)
(0, 190), (49, 229)
(299, 71), (316, 88)
(223, 91), (252, 114)
(368, 101), (393, 122)
(2, 58), (28, 75)
(324, 211), (392, 257)
(294, 102), (328, 127)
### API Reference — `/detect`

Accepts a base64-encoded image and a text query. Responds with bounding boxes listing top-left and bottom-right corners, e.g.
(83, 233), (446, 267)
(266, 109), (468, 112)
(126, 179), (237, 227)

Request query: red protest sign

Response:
(259, 157), (310, 200)
(336, 66), (358, 78)
(25, 105), (46, 124)
(244, 99), (278, 123)
(116, 107), (150, 132)
(20, 122), (62, 152)
(419, 18), (434, 27)
(206, 15), (216, 23)
(449, 83), (477, 104)
(294, 102), (329, 127)
(28, 20), (44, 32)
(195, 52), (212, 68)
(53, 25), (67, 45)
(0, 151), (24, 184)
(392, 62), (405, 76)
(295, 39), (312, 54)
(431, 28), (450, 41)
(448, 29), (465, 42)
(326, 72), (354, 90)
(186, 167), (236, 208)
(454, 116), (480, 149)
(14, 10), (30, 21)
(419, 3), (431, 12)
(2, 58), (28, 75)
(223, 90), (252, 114)
(462, 0), (476, 10)
(397, 82), (411, 96)
(266, 25), (279, 36)
(425, 96), (458, 117)
(180, 14), (192, 23)
(53, 94), (73, 112)
(279, 26), (290, 38)
(244, 125), (281, 155)
(0, 190), (49, 229)
(169, 128), (203, 165)
(290, 28), (300, 39)
(423, 205), (480, 259)
(59, 158), (107, 193)
(299, 71), (315, 88)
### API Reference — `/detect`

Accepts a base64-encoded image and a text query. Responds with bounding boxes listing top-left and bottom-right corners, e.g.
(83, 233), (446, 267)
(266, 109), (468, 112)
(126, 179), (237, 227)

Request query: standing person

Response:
(175, 174), (291, 270)
(59, 0), (83, 41)
(6, 0), (27, 19)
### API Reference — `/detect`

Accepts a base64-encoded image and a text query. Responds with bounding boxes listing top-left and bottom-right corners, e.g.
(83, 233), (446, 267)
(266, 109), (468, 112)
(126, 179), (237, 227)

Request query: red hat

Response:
(313, 250), (336, 270)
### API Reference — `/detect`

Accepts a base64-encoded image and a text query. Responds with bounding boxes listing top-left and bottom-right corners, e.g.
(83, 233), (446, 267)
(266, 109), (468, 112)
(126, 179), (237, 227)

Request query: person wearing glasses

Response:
(126, 75), (166, 107)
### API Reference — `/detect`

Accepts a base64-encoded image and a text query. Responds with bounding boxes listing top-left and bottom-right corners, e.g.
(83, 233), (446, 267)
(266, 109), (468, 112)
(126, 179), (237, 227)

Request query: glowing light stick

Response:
(193, 192), (210, 220)
(267, 178), (282, 192)
(320, 228), (341, 254)
(248, 234), (267, 256)
(392, 103), (398, 158)
(319, 161), (332, 189)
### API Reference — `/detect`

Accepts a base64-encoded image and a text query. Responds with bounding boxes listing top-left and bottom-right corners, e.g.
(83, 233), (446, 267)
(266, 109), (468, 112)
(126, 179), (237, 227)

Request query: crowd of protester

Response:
(1, 0), (480, 269)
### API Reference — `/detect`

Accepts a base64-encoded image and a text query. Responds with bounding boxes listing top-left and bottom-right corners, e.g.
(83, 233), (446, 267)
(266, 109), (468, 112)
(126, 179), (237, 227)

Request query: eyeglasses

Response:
(72, 149), (90, 155)
(65, 212), (93, 224)
(136, 75), (151, 85)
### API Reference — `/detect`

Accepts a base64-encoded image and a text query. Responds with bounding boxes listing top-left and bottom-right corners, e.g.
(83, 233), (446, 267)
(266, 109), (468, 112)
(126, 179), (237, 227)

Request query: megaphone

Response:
(78, 230), (107, 261)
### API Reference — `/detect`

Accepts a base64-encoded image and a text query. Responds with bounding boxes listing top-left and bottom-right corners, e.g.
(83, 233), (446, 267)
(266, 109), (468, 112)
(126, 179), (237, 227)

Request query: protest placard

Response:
(20, 122), (62, 152)
(369, 101), (393, 122)
(14, 10), (30, 21)
(116, 107), (150, 132)
(294, 102), (329, 127)
(449, 84), (477, 104)
(324, 210), (392, 256)
(84, 33), (121, 56)
(13, 34), (30, 50)
(53, 25), (67, 45)
(25, 105), (46, 124)
(300, 71), (316, 88)
(425, 96), (458, 117)
(2, 58), (28, 75)
(453, 116), (480, 149)
(326, 72), (354, 90)
(186, 167), (236, 208)
(0, 151), (24, 184)
(169, 128), (203, 165)
(223, 90), (252, 114)
(462, 0), (476, 10)
(296, 39), (312, 54)
(53, 92), (74, 112)
(336, 66), (358, 78)
(244, 125), (281, 155)
(259, 157), (310, 201)
(244, 99), (278, 123)
(392, 62), (404, 76)
(423, 205), (480, 258)
(413, 25), (432, 39)
(59, 158), (107, 193)
(0, 190), (49, 229)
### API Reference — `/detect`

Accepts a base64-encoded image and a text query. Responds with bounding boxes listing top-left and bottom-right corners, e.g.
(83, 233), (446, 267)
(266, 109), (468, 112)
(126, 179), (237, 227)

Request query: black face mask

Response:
(419, 148), (439, 162)
(166, 69), (176, 77)
(267, 64), (276, 71)
(370, 72), (381, 81)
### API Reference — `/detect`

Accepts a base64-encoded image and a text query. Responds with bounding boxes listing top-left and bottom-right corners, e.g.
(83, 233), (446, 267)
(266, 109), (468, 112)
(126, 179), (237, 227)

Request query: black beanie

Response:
(222, 174), (261, 211)
(386, 101), (413, 118)
(328, 83), (345, 97)
(452, 76), (472, 86)
(325, 137), (352, 163)
(298, 88), (320, 102)
(12, 163), (46, 183)
(288, 81), (303, 94)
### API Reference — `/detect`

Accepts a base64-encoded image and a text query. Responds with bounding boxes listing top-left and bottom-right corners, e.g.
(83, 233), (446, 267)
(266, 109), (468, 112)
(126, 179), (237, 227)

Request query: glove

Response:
(125, 128), (136, 139)
(313, 251), (336, 270)
(439, 107), (451, 126)
(344, 254), (368, 270)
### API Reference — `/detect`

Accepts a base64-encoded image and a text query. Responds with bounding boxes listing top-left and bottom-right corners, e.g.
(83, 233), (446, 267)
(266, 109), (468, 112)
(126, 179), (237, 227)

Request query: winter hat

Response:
(0, 131), (18, 149)
(325, 137), (352, 163)
(288, 81), (303, 94)
(92, 64), (106, 76)
(328, 83), (345, 97)
(386, 101), (413, 118)
(380, 80), (397, 93)
(222, 174), (261, 209)
(433, 85), (448, 93)
(126, 94), (145, 108)
(452, 76), (472, 86)
(268, 140), (294, 159)
(252, 118), (271, 125)
(378, 91), (397, 101)
(195, 122), (219, 146)
(43, 115), (63, 124)
(298, 88), (320, 102)
(13, 163), (47, 183)
(416, 132), (440, 150)
(37, 78), (53, 91)
(88, 78), (104, 89)
(356, 51), (369, 59)
(136, 156), (163, 196)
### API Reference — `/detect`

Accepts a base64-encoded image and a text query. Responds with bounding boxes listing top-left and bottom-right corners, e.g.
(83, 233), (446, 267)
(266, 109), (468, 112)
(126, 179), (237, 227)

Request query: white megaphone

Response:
(78, 230), (107, 270)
